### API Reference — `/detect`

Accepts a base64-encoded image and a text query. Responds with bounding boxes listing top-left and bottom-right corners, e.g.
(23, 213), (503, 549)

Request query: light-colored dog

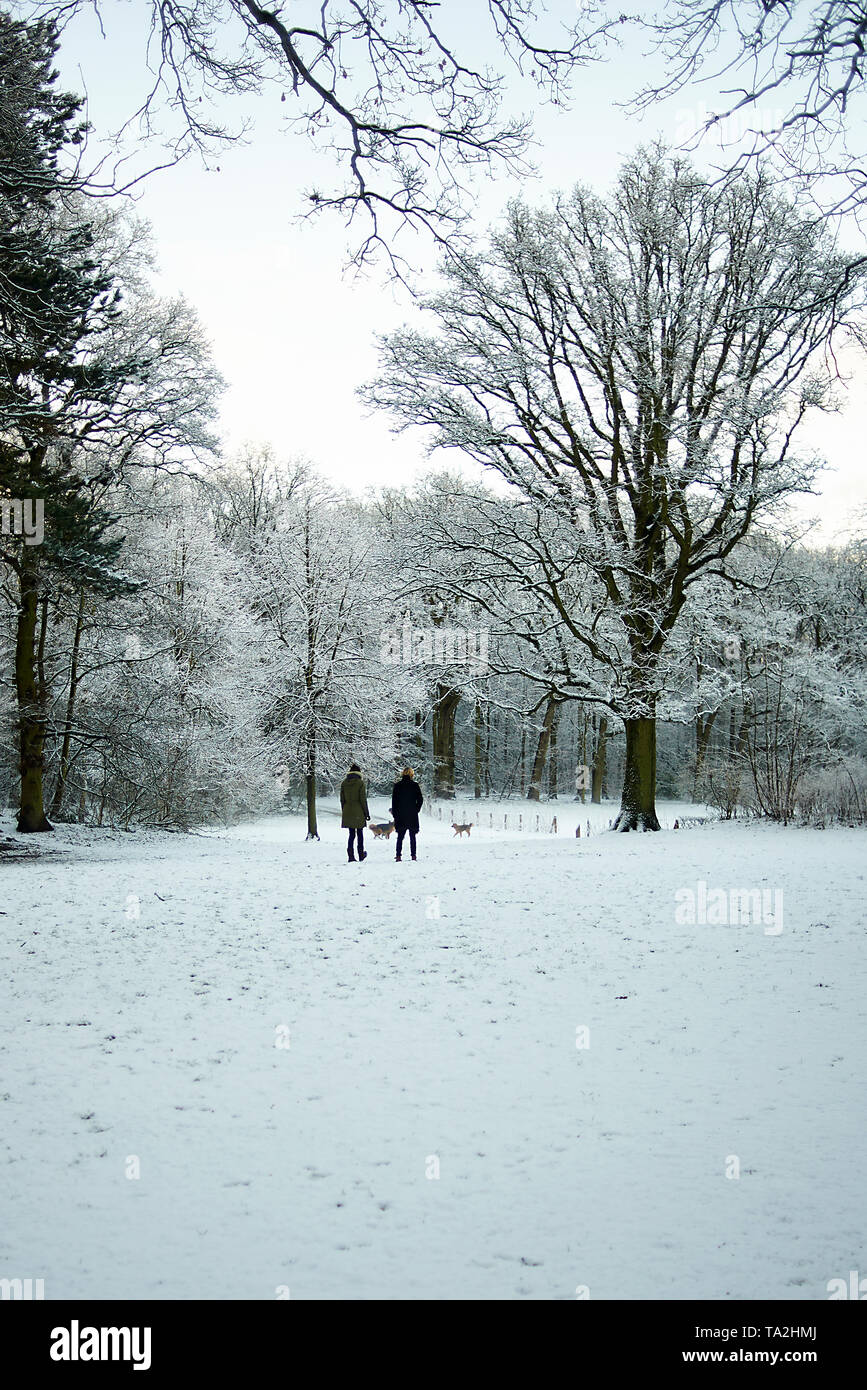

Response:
(369, 821), (396, 839)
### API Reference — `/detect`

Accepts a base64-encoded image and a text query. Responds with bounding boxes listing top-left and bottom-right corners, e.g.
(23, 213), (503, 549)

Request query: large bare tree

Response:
(364, 149), (864, 829)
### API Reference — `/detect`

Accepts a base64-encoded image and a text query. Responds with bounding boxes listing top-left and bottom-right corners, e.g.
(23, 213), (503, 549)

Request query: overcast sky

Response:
(49, 1), (867, 544)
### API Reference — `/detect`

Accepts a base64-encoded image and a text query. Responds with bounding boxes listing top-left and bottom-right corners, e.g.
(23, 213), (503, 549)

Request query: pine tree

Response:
(1, 16), (139, 830)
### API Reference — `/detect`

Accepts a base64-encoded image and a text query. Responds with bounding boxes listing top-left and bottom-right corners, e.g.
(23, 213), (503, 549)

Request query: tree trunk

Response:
(15, 567), (53, 832)
(501, 708), (507, 794)
(432, 685), (460, 798)
(305, 769), (318, 839)
(303, 507), (319, 839)
(305, 723), (319, 839)
(591, 714), (608, 804)
(474, 699), (484, 799)
(484, 704), (491, 796)
(578, 709), (588, 804)
(97, 751), (107, 827)
(613, 715), (660, 831)
(527, 695), (557, 800)
(393, 710), (403, 769)
(693, 709), (717, 797)
(548, 706), (559, 798)
(50, 588), (86, 819)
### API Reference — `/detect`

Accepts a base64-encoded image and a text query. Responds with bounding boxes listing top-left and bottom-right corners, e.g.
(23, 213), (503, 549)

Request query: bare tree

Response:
(241, 467), (408, 836)
(30, 0), (619, 269)
(627, 1), (867, 220)
(364, 149), (864, 829)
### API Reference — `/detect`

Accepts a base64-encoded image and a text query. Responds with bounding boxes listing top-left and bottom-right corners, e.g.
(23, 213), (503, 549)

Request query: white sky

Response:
(48, 1), (867, 544)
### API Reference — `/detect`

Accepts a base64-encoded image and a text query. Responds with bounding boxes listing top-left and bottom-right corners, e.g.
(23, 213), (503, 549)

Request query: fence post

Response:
(552, 817), (558, 834)
(576, 824), (581, 837)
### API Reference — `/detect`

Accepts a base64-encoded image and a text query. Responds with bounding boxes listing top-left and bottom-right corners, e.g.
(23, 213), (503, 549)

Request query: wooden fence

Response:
(426, 804), (571, 835)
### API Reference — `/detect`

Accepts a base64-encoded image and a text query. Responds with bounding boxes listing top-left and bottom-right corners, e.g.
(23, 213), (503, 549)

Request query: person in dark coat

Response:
(340, 763), (370, 862)
(390, 766), (424, 861)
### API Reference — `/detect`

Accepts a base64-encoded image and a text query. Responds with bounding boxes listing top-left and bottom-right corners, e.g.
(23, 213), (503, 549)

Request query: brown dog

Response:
(369, 821), (396, 838)
(451, 823), (472, 837)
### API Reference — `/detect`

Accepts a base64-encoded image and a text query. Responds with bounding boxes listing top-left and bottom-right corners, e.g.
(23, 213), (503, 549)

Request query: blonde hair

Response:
(402, 766), (415, 778)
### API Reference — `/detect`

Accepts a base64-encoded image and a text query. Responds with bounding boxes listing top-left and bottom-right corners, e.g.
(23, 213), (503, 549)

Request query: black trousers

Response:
(347, 828), (365, 857)
(395, 826), (416, 857)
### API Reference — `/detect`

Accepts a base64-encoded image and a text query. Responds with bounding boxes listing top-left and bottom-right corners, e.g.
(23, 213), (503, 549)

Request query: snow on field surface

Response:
(0, 798), (864, 1300)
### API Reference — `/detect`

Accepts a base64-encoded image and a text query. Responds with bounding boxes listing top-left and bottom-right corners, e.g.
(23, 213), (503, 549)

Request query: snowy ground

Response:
(1, 797), (864, 1300)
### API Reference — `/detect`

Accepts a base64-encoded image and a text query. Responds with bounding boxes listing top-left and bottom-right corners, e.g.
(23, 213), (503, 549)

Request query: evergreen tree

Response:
(0, 13), (220, 831)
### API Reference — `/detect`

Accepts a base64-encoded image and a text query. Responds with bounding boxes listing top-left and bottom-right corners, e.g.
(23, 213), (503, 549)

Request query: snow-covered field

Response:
(1, 799), (864, 1300)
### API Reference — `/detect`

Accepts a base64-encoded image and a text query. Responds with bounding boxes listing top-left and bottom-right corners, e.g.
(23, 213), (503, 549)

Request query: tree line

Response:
(3, 445), (865, 835)
(1, 10), (865, 838)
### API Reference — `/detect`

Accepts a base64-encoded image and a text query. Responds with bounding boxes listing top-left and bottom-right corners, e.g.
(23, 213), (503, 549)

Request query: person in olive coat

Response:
(390, 766), (424, 861)
(340, 763), (370, 862)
